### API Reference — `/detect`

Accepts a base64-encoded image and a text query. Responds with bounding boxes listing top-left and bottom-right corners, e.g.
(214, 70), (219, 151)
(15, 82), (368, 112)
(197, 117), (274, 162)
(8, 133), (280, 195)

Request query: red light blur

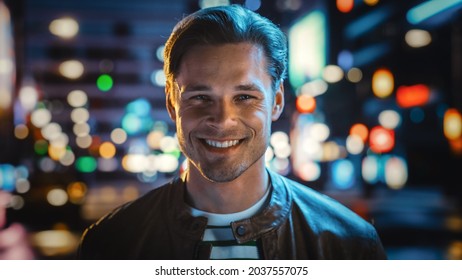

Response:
(396, 84), (430, 108)
(296, 95), (316, 113)
(369, 126), (395, 153)
(337, 0), (354, 13)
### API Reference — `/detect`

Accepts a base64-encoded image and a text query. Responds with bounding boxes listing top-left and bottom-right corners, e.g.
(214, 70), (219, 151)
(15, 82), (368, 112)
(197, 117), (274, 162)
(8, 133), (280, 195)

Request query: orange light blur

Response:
(369, 126), (395, 153)
(99, 141), (116, 159)
(337, 0), (354, 13)
(364, 0), (379, 6)
(350, 123), (369, 142)
(444, 108), (462, 140)
(372, 68), (394, 98)
(396, 84), (430, 108)
(296, 95), (316, 113)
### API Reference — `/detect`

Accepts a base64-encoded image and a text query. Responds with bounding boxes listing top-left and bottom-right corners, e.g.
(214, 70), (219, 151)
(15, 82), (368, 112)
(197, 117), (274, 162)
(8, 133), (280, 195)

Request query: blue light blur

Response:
(407, 0), (462, 25)
(126, 98), (151, 117)
(0, 164), (16, 192)
(338, 50), (354, 70)
(353, 42), (390, 67)
(332, 159), (355, 189)
(345, 6), (392, 40)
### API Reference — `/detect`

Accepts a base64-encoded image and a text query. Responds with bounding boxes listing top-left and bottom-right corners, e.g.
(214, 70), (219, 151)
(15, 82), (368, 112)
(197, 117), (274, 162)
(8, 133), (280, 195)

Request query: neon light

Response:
(407, 0), (462, 24)
(345, 7), (391, 39)
(289, 10), (326, 89)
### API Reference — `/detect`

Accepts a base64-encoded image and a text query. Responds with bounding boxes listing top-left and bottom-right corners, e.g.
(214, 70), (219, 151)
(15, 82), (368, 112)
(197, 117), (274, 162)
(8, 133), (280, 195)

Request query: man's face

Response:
(166, 43), (284, 182)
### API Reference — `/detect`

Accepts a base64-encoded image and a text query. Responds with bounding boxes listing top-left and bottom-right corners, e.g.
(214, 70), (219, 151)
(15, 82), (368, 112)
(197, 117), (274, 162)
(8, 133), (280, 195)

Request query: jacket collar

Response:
(169, 169), (293, 243)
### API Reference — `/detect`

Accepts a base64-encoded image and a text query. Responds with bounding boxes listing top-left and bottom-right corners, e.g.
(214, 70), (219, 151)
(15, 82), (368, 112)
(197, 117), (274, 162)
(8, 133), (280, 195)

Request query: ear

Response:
(271, 81), (285, 121)
(165, 81), (177, 122)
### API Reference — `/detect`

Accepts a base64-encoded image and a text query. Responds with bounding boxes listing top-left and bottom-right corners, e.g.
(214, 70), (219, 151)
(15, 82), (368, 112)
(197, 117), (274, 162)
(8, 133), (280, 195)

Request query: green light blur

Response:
(75, 156), (97, 173)
(97, 74), (113, 91)
(288, 10), (326, 90)
(34, 140), (48, 155)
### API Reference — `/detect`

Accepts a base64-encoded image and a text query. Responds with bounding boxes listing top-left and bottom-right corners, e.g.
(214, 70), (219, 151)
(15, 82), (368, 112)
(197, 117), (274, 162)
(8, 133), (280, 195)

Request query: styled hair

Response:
(163, 4), (288, 92)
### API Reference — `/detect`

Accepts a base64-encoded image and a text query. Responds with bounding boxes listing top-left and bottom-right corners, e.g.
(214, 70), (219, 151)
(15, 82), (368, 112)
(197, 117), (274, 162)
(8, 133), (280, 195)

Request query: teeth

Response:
(205, 139), (240, 148)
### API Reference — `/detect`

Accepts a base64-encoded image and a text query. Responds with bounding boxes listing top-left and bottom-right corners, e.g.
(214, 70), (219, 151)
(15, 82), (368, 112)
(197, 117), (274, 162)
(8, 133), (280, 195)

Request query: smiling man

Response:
(78, 4), (387, 260)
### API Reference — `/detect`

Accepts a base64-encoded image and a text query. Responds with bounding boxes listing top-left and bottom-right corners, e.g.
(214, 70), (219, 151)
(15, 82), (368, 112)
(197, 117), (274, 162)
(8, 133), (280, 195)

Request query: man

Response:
(78, 4), (387, 259)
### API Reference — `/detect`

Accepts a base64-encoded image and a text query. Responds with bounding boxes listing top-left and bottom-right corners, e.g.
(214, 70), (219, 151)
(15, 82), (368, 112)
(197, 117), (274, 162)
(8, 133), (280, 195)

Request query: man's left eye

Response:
(236, 94), (253, 101)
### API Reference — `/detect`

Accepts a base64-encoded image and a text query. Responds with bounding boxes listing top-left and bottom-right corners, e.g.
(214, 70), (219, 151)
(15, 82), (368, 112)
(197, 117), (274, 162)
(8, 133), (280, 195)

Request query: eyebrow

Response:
(178, 83), (264, 93)
(235, 83), (264, 92)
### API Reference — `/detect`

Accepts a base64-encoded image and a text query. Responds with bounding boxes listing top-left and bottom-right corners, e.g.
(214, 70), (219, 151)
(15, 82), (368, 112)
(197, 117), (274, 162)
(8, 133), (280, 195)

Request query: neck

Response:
(184, 158), (269, 214)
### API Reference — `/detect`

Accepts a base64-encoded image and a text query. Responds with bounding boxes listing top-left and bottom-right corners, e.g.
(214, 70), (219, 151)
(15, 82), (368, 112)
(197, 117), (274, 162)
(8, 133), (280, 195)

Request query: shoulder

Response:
(270, 170), (377, 237)
(77, 178), (180, 259)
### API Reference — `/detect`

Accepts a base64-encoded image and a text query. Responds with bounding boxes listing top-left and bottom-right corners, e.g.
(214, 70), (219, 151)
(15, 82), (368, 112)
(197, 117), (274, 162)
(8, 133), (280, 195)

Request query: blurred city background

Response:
(1, 0), (462, 260)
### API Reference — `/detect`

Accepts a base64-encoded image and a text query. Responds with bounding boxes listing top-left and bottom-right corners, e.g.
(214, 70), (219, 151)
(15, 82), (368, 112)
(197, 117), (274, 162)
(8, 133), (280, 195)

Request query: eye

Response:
(190, 95), (210, 101)
(235, 94), (254, 101)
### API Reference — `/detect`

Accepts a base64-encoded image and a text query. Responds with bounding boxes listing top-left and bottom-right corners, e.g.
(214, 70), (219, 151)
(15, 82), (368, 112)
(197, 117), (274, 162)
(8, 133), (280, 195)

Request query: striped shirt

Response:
(189, 188), (270, 260)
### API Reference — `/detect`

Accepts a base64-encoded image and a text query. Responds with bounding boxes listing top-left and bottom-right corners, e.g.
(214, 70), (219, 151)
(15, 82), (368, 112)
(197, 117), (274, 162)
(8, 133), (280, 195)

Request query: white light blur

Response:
(309, 123), (330, 142)
(19, 86), (39, 112)
(405, 29), (431, 48)
(31, 108), (52, 128)
(297, 161), (321, 181)
(379, 110), (401, 129)
(322, 141), (341, 161)
(41, 122), (62, 141)
(156, 154), (179, 173)
(73, 122), (90, 137)
(151, 70), (166, 87)
(76, 135), (92, 149)
(265, 146), (274, 163)
(49, 17), (79, 39)
(299, 79), (328, 97)
(146, 130), (165, 149)
(159, 136), (178, 153)
(122, 154), (148, 173)
(199, 0), (230, 9)
(362, 155), (380, 184)
(0, 58), (13, 74)
(50, 133), (69, 149)
(67, 90), (88, 107)
(302, 138), (323, 160)
(71, 107), (90, 123)
(322, 65), (344, 83)
(384, 156), (408, 190)
(59, 60), (84, 79)
(156, 45), (165, 62)
(59, 150), (75, 166)
(270, 131), (289, 149)
(111, 128), (128, 145)
(15, 178), (30, 193)
(47, 189), (68, 206)
(274, 143), (292, 159)
(346, 134), (364, 155)
(10, 195), (25, 210)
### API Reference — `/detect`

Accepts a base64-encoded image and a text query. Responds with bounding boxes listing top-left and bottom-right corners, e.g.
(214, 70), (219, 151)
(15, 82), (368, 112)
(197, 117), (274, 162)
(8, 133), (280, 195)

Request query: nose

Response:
(205, 98), (238, 129)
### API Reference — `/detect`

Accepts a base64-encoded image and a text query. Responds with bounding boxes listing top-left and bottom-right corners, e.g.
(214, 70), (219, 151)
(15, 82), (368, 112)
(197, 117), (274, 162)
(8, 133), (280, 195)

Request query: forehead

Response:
(176, 43), (270, 86)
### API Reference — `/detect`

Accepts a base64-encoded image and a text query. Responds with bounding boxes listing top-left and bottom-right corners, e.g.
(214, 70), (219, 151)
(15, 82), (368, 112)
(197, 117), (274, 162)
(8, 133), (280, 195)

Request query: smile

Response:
(204, 139), (240, 148)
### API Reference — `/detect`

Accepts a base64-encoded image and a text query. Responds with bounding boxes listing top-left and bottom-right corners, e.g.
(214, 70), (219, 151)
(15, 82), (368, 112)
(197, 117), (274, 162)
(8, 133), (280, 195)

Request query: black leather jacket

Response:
(78, 170), (387, 259)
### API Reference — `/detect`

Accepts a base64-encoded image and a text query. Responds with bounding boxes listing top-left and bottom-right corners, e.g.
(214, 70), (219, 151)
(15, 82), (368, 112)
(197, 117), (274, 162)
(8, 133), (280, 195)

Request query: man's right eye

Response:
(190, 95), (209, 101)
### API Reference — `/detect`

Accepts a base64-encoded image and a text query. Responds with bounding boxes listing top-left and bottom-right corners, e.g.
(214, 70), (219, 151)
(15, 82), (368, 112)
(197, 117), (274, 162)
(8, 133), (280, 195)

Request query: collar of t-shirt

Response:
(188, 186), (271, 227)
